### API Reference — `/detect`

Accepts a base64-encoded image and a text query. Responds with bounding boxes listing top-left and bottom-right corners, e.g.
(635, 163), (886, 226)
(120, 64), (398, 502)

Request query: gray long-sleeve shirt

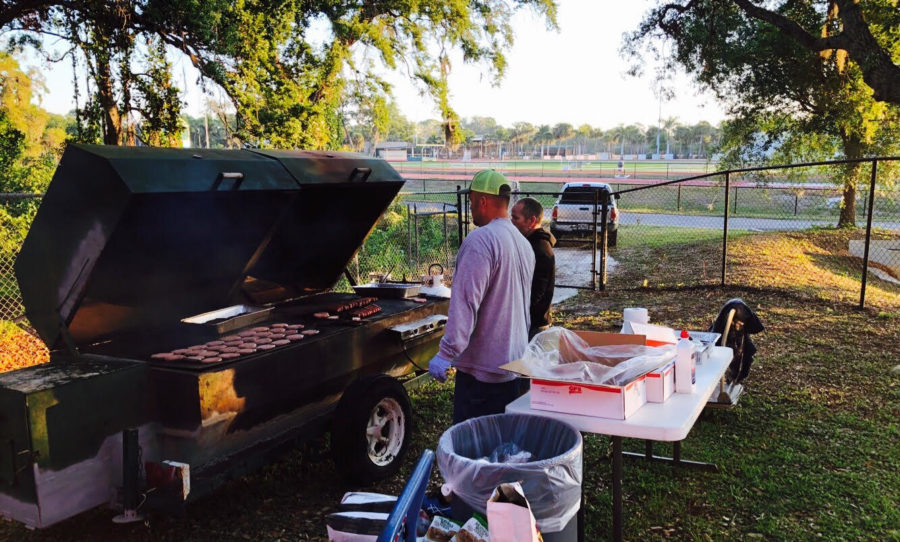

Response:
(438, 218), (535, 383)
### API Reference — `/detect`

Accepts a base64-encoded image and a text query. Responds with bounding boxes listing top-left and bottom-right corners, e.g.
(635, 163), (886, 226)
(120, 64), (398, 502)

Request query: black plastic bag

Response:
(709, 298), (764, 383)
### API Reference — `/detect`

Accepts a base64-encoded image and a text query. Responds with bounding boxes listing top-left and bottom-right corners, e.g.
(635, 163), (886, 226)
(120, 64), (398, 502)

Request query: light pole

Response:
(655, 41), (669, 159)
(656, 98), (662, 158)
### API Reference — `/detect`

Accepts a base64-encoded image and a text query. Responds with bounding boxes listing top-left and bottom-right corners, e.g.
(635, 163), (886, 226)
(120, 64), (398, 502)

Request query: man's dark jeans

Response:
(453, 370), (528, 424)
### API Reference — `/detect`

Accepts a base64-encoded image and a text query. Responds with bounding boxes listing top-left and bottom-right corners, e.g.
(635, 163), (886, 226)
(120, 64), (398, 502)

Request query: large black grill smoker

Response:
(1, 144), (448, 527)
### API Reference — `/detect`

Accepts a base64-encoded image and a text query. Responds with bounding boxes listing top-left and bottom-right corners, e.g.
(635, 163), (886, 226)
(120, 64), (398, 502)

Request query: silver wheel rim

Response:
(365, 397), (405, 467)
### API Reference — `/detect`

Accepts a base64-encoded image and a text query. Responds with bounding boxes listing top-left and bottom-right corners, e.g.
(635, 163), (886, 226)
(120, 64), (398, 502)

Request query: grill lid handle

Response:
(348, 167), (371, 183)
(212, 171), (245, 190)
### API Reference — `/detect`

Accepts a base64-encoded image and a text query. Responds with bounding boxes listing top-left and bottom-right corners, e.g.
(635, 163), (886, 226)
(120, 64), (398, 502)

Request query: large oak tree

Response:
(1, 1), (557, 149)
(626, 0), (900, 227)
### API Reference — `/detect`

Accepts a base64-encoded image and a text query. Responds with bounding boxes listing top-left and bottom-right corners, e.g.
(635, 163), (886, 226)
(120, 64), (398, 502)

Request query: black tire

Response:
(331, 375), (412, 484)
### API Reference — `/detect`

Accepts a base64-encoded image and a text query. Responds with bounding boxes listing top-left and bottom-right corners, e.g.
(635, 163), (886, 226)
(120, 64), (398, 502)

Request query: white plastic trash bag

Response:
(522, 326), (675, 385)
(437, 413), (582, 533)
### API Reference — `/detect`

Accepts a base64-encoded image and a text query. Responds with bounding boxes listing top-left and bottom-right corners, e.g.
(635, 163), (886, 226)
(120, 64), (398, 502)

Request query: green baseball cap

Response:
(466, 169), (512, 195)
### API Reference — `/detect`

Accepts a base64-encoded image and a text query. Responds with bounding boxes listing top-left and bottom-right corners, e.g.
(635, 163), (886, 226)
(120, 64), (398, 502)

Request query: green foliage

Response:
(2, 1), (558, 150)
(0, 110), (24, 173)
(134, 38), (185, 146)
(343, 80), (414, 150)
(355, 201), (456, 280)
(0, 52), (67, 255)
(626, 0), (900, 226)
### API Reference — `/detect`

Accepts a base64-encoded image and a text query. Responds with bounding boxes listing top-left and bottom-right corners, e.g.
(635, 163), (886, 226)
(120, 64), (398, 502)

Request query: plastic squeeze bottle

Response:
(675, 330), (696, 394)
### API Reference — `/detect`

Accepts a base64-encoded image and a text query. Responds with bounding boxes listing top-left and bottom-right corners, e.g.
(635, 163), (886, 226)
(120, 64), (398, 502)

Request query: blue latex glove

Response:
(428, 354), (452, 383)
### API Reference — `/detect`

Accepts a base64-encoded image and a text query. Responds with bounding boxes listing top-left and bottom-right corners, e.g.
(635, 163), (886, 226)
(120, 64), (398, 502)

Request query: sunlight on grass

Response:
(727, 230), (899, 310)
(615, 225), (745, 250)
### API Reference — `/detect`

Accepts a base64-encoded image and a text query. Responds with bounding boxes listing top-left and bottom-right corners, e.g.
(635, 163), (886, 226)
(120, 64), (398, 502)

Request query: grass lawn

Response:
(615, 225), (747, 251)
(0, 230), (897, 541)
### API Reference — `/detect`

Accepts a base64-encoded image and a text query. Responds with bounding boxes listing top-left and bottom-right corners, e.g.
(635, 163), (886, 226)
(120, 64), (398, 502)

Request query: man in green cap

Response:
(428, 170), (535, 423)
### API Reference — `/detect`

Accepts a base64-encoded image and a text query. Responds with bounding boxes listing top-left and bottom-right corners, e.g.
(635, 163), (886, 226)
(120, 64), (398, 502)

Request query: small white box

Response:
(621, 321), (678, 347)
(529, 375), (647, 420)
(645, 358), (675, 403)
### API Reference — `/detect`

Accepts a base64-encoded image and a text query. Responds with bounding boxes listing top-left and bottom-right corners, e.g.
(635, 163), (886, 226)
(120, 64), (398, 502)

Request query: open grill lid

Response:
(15, 144), (404, 350)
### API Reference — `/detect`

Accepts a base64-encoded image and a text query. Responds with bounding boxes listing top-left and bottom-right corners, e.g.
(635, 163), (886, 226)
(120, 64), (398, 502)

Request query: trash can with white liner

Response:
(436, 413), (582, 541)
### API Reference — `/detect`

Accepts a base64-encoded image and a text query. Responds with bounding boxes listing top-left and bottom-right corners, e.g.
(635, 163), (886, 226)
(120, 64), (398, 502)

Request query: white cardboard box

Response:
(501, 331), (651, 420)
(645, 358), (675, 403)
(528, 376), (648, 420)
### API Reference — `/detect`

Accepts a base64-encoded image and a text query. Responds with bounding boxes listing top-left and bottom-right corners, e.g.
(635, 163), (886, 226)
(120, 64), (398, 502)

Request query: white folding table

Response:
(506, 346), (732, 542)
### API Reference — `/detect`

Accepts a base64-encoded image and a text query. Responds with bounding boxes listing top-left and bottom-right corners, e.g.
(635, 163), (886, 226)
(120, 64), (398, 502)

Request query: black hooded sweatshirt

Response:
(526, 227), (556, 334)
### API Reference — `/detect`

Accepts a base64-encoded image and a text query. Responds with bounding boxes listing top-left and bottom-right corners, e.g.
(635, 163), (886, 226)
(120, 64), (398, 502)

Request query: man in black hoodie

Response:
(511, 197), (556, 338)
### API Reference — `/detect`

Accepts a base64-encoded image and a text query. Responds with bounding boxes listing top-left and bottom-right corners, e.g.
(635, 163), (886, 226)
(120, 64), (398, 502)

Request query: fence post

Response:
(677, 184), (682, 212)
(794, 193), (799, 216)
(407, 203), (412, 276)
(732, 187), (738, 214)
(443, 203), (449, 265)
(591, 189), (599, 290)
(456, 186), (463, 247)
(721, 172), (730, 286)
(859, 159), (878, 309)
(599, 191), (609, 290)
(414, 204), (420, 272)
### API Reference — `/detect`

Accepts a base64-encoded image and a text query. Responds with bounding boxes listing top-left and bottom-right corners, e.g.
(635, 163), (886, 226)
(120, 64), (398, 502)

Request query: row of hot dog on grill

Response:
(313, 296), (383, 321)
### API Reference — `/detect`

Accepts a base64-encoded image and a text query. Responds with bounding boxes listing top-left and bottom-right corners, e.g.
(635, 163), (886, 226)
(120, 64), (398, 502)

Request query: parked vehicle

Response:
(550, 182), (620, 246)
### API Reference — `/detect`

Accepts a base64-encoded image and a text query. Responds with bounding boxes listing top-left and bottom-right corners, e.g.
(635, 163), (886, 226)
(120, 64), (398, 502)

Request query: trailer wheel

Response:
(331, 375), (412, 484)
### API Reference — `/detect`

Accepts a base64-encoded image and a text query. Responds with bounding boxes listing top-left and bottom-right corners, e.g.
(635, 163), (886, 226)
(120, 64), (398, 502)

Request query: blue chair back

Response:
(377, 449), (435, 542)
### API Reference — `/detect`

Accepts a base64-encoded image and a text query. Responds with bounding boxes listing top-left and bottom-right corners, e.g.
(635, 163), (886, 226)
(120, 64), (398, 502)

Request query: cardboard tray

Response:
(180, 304), (274, 334)
(352, 283), (421, 299)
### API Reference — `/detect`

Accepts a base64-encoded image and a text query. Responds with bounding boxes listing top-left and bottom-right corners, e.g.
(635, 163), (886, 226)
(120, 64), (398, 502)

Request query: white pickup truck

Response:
(550, 182), (620, 246)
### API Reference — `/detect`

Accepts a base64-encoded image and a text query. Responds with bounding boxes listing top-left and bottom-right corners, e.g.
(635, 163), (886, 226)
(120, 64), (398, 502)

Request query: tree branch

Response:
(0, 0), (50, 29)
(730, 0), (900, 104)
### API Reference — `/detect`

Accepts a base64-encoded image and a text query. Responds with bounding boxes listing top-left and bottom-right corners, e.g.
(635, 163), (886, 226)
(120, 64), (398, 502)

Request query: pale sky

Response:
(25, 0), (726, 131)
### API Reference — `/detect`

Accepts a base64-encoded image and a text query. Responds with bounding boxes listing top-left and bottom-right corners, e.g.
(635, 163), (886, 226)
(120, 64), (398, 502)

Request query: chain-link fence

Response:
(3, 157), (898, 329)
(0, 193), (41, 325)
(335, 194), (461, 291)
(0, 192), (463, 324)
(0, 251), (21, 322)
(441, 157), (898, 310)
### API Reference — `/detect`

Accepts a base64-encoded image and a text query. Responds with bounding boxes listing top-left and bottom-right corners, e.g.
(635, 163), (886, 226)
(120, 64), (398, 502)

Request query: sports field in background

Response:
(392, 158), (714, 181)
